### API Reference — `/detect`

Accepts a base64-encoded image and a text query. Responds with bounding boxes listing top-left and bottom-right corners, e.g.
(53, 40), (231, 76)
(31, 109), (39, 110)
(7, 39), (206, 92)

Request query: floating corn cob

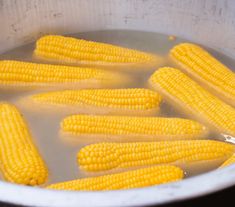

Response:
(0, 103), (48, 185)
(21, 89), (162, 116)
(78, 140), (234, 172)
(170, 43), (235, 107)
(0, 60), (131, 90)
(61, 115), (208, 141)
(148, 67), (235, 137)
(220, 154), (235, 168)
(47, 165), (183, 191)
(34, 35), (162, 67)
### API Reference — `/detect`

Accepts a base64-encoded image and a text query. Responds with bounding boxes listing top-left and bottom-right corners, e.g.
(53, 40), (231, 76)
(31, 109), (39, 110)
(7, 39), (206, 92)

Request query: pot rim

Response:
(0, 165), (235, 207)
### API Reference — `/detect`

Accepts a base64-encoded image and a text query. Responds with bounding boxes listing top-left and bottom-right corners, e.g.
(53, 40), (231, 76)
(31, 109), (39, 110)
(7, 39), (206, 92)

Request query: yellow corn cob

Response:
(61, 115), (208, 141)
(0, 60), (131, 90)
(170, 43), (235, 107)
(47, 165), (183, 191)
(148, 67), (235, 137)
(21, 89), (162, 116)
(34, 35), (162, 67)
(78, 140), (234, 172)
(0, 103), (48, 185)
(220, 154), (235, 168)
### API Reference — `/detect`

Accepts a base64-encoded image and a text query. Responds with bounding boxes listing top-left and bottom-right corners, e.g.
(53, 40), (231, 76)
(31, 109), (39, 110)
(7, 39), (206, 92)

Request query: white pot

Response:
(0, 0), (235, 206)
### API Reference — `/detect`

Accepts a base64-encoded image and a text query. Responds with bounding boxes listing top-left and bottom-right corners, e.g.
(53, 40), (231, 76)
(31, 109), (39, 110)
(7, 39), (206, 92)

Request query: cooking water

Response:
(0, 30), (234, 185)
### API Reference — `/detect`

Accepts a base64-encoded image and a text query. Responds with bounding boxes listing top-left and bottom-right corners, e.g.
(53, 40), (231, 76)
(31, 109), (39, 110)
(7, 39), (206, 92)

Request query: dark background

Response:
(0, 185), (234, 207)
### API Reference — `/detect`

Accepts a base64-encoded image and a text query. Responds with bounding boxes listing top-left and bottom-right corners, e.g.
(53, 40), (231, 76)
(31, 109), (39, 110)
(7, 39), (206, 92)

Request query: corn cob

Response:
(78, 140), (234, 172)
(47, 165), (183, 191)
(220, 154), (235, 168)
(21, 89), (162, 116)
(61, 115), (208, 141)
(0, 60), (131, 90)
(148, 67), (235, 137)
(170, 43), (235, 107)
(34, 35), (162, 67)
(0, 103), (48, 185)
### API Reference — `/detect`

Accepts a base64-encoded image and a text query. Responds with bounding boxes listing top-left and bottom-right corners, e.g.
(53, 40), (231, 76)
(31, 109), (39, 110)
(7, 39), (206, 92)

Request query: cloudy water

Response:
(0, 30), (234, 185)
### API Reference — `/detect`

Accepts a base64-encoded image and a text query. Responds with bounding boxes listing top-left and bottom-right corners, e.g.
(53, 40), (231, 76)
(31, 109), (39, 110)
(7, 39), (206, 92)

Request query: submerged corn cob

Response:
(220, 154), (235, 168)
(0, 60), (130, 89)
(47, 165), (183, 191)
(34, 35), (162, 66)
(78, 140), (234, 172)
(149, 67), (235, 137)
(0, 103), (48, 185)
(170, 43), (235, 107)
(62, 115), (208, 141)
(23, 89), (162, 116)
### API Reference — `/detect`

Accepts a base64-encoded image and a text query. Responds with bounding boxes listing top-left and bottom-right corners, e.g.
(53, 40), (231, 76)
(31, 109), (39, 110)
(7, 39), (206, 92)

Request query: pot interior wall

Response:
(1, 0), (235, 57)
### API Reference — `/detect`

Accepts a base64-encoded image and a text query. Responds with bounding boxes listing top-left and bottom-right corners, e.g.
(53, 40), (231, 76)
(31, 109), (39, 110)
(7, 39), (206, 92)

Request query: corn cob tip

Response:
(7, 151), (48, 185)
(170, 42), (201, 53)
(219, 154), (235, 168)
